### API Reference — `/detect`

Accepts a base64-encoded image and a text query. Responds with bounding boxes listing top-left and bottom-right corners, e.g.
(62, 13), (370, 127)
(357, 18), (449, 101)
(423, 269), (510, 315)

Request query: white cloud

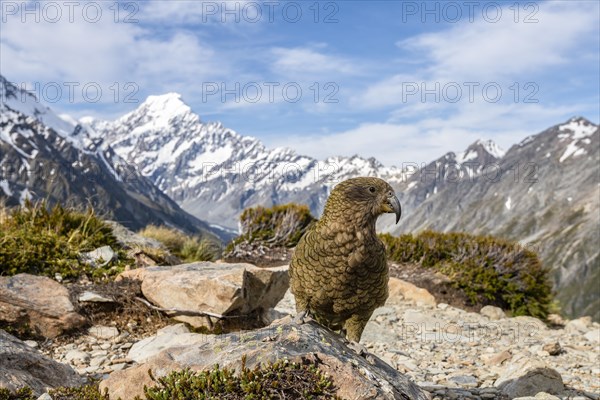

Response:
(271, 46), (359, 79)
(267, 101), (586, 166)
(355, 2), (598, 110)
(140, 0), (254, 24)
(0, 2), (228, 107)
(397, 2), (598, 81)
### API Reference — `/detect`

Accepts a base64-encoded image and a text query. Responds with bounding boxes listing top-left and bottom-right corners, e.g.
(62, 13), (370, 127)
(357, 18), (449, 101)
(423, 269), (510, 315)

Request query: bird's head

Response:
(324, 177), (401, 226)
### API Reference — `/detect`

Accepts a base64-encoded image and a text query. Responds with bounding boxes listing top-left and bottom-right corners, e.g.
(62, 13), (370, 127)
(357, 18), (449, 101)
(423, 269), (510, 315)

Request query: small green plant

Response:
(141, 356), (340, 400)
(0, 387), (36, 400)
(0, 384), (109, 400)
(0, 201), (130, 280)
(0, 358), (340, 400)
(138, 225), (220, 262)
(225, 203), (315, 256)
(49, 384), (110, 400)
(380, 230), (553, 319)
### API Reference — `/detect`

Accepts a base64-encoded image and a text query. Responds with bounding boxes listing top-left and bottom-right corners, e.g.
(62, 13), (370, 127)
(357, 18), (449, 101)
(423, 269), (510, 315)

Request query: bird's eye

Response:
(368, 186), (376, 193)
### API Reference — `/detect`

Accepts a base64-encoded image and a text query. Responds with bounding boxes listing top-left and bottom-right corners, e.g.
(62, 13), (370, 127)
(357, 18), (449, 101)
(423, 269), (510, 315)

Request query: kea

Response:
(289, 177), (401, 342)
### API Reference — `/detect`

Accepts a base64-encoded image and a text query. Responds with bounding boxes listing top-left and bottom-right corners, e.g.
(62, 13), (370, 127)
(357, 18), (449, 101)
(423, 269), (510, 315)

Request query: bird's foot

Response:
(293, 309), (314, 325)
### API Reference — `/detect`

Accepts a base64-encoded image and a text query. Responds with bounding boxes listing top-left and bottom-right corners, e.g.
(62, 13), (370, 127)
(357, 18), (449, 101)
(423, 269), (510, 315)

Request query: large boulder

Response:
(494, 355), (564, 398)
(0, 274), (86, 338)
(100, 316), (430, 400)
(118, 262), (289, 328)
(0, 329), (85, 396)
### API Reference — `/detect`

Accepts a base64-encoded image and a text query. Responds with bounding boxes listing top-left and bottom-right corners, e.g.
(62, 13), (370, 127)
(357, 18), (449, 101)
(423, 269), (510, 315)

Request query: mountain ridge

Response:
(86, 93), (507, 230)
(87, 93), (598, 321)
(0, 76), (227, 241)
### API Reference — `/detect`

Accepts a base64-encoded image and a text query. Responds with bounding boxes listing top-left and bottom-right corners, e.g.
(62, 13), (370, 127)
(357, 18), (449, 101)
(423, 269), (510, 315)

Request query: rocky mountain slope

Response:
(1, 264), (598, 399)
(387, 117), (599, 321)
(0, 76), (224, 240)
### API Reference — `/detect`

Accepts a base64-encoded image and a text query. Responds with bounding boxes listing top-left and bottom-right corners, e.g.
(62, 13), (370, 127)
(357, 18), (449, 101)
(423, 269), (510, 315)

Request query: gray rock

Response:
(78, 291), (114, 303)
(0, 329), (84, 396)
(64, 350), (90, 362)
(90, 356), (108, 367)
(512, 392), (561, 400)
(565, 316), (592, 334)
(36, 394), (52, 400)
(79, 246), (116, 268)
(109, 363), (128, 372)
(495, 356), (564, 397)
(101, 316), (430, 400)
(584, 327), (599, 343)
(449, 375), (478, 387)
(24, 340), (38, 349)
(88, 326), (119, 339)
(118, 262), (289, 328)
(480, 305), (506, 321)
(127, 323), (208, 363)
(0, 274), (86, 338)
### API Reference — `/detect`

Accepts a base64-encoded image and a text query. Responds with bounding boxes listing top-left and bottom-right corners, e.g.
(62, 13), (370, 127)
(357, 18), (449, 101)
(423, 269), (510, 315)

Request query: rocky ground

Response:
(1, 262), (599, 399)
(274, 282), (600, 400)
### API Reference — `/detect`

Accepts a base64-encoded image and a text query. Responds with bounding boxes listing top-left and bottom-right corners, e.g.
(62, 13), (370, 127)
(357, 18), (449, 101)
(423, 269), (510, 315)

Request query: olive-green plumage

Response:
(289, 177), (401, 342)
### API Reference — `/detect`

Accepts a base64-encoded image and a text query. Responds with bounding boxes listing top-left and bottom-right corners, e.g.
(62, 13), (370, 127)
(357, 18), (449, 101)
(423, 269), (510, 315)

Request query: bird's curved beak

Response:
(385, 193), (401, 224)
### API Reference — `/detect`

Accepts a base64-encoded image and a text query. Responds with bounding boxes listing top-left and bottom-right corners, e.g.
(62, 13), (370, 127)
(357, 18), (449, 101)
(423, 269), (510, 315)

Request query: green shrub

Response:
(0, 201), (129, 280)
(138, 225), (220, 262)
(380, 231), (553, 319)
(0, 387), (36, 400)
(141, 357), (339, 400)
(226, 204), (315, 253)
(49, 384), (109, 400)
(0, 358), (340, 400)
(0, 384), (109, 400)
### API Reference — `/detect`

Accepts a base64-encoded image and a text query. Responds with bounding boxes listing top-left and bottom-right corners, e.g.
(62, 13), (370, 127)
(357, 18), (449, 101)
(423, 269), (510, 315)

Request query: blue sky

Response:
(1, 0), (599, 165)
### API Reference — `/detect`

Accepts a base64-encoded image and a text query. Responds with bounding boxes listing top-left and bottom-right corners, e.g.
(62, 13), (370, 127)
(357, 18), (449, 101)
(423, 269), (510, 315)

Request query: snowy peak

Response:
(456, 139), (504, 164)
(475, 139), (505, 159)
(114, 92), (198, 131)
(0, 75), (75, 137)
(558, 117), (597, 140)
(555, 117), (598, 163)
(512, 117), (598, 164)
(141, 93), (192, 120)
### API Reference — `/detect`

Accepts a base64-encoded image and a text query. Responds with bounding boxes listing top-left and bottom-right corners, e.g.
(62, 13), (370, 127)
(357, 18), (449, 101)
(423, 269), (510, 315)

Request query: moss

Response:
(381, 231), (553, 319)
(226, 203), (315, 255)
(0, 358), (340, 399)
(138, 225), (220, 262)
(0, 201), (131, 280)
(49, 384), (110, 400)
(0, 387), (36, 400)
(140, 356), (340, 400)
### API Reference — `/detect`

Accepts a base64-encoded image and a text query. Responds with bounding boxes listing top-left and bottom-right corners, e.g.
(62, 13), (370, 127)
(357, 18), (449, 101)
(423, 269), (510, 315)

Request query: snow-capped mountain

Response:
(89, 94), (598, 321)
(387, 117), (599, 321)
(86, 93), (406, 229)
(0, 76), (224, 240)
